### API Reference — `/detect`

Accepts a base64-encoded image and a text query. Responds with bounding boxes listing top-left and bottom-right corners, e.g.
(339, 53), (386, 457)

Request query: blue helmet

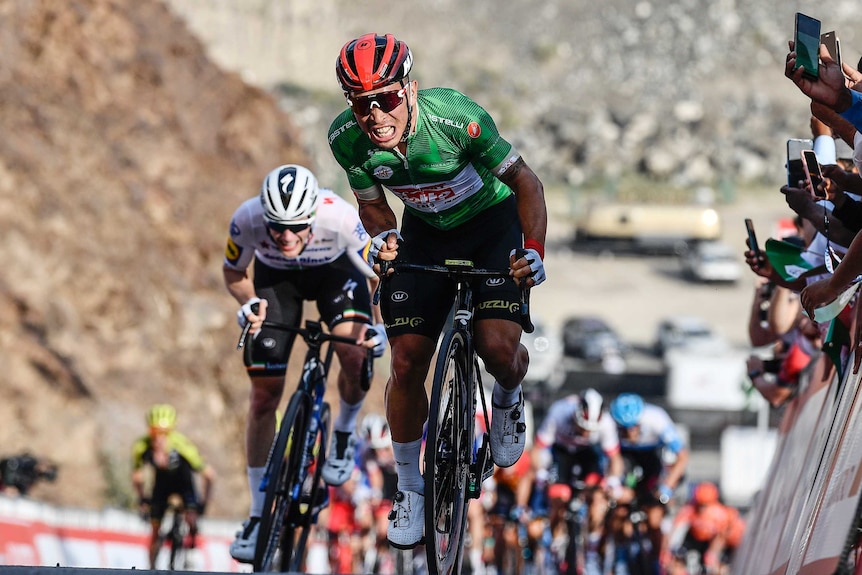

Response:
(610, 393), (644, 428)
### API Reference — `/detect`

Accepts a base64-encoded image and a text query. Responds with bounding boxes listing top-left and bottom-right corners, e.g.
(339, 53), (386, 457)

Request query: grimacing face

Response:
(350, 80), (417, 150)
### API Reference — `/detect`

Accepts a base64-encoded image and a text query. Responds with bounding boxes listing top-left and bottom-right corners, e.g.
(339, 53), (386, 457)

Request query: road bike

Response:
(152, 496), (193, 571)
(378, 257), (532, 575)
(237, 316), (374, 572)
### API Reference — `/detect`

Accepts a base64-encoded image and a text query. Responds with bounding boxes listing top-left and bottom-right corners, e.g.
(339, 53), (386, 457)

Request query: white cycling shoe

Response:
(322, 430), (357, 486)
(490, 391), (527, 468)
(387, 490), (425, 549)
(228, 516), (259, 564)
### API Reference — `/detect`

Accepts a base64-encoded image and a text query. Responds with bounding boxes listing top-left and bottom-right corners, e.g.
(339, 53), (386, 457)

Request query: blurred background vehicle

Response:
(680, 240), (742, 283)
(562, 315), (627, 362)
(574, 202), (722, 255)
(653, 315), (728, 357)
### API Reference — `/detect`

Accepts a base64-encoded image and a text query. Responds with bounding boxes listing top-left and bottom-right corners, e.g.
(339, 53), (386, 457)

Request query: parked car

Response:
(653, 315), (728, 357)
(680, 240), (741, 283)
(562, 315), (627, 362)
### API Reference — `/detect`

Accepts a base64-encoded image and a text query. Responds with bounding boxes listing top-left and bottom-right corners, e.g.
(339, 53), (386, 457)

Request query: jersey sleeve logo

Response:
(467, 121), (481, 138)
(225, 237), (242, 265)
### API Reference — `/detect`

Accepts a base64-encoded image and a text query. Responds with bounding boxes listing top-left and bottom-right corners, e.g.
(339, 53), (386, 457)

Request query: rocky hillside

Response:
(166, 0), (862, 193)
(0, 0), (315, 517)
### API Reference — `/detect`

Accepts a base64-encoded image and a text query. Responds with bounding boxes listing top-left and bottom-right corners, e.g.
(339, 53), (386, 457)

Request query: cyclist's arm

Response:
(132, 467), (146, 503)
(198, 464), (215, 511)
(355, 189), (399, 237)
(498, 157), (547, 254)
(223, 266), (257, 306)
(664, 446), (689, 492)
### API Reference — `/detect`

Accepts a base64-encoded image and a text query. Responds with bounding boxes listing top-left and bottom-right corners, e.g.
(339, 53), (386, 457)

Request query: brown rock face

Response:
(0, 0), (315, 517)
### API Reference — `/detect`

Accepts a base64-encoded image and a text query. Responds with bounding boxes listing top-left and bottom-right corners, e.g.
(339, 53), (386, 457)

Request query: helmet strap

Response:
(400, 78), (414, 144)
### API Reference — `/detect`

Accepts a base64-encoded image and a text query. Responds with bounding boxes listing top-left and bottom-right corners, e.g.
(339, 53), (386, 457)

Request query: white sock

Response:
(247, 466), (266, 517)
(492, 382), (521, 406)
(392, 438), (424, 494)
(333, 398), (363, 434)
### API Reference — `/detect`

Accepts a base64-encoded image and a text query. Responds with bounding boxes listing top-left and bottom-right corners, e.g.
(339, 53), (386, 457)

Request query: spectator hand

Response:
(744, 246), (771, 279)
(780, 184), (815, 215)
(509, 247), (546, 287)
(799, 277), (839, 319)
(785, 42), (850, 112)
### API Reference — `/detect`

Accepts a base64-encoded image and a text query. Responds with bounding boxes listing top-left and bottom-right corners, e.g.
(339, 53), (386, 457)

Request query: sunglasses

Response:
(348, 88), (407, 116)
(266, 221), (310, 234)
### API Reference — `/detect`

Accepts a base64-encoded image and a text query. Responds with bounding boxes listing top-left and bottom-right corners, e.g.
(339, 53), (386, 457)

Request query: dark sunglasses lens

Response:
(267, 222), (308, 234)
(352, 91), (404, 115)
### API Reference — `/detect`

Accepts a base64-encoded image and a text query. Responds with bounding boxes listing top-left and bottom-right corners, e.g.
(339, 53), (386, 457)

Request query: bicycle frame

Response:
(378, 258), (531, 575)
(237, 318), (374, 572)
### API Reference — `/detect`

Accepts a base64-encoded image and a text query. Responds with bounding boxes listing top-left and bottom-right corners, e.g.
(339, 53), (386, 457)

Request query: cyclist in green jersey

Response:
(329, 33), (548, 549)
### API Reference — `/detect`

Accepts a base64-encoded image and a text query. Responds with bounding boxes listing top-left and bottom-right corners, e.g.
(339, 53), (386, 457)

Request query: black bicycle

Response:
(378, 257), (532, 575)
(236, 316), (374, 572)
(152, 496), (192, 571)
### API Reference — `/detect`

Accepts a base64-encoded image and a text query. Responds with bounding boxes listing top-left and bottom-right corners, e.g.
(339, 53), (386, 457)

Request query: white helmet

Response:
(260, 164), (320, 225)
(575, 388), (604, 432)
(360, 413), (391, 449)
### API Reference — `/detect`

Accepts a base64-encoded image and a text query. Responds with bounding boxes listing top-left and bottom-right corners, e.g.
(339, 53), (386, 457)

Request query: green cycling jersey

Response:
(328, 87), (521, 230)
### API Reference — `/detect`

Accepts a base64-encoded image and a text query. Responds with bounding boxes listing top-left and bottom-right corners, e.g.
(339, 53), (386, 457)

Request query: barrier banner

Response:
(0, 497), (245, 572)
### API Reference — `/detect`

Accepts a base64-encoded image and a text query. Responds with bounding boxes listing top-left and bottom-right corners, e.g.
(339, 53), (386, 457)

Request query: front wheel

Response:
(254, 392), (311, 572)
(425, 329), (472, 575)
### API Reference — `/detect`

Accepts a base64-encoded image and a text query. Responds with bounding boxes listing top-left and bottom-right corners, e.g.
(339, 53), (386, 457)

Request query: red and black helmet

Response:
(336, 33), (413, 93)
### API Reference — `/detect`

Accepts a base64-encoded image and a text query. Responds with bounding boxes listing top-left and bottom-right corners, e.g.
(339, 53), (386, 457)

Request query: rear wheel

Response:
(254, 392), (311, 572)
(425, 330), (472, 575)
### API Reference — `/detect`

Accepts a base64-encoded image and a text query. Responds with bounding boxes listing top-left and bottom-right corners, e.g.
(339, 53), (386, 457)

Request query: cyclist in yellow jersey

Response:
(330, 33), (548, 549)
(132, 404), (215, 569)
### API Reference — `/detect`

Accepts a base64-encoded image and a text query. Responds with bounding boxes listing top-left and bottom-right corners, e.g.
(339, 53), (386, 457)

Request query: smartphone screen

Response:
(745, 218), (760, 257)
(787, 138), (813, 187)
(821, 30), (841, 68)
(801, 149), (826, 197)
(794, 13), (821, 79)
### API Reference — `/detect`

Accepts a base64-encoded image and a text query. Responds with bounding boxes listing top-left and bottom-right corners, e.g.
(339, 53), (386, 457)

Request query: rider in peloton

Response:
(532, 388), (625, 563)
(328, 33), (548, 549)
(224, 164), (385, 562)
(132, 404), (215, 570)
(608, 392), (689, 574)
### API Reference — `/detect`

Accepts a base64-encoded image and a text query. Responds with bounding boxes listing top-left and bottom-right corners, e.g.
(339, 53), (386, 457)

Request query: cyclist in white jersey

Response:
(224, 164), (385, 562)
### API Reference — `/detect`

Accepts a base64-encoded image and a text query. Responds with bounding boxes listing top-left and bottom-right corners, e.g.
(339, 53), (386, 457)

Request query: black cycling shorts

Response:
(150, 461), (201, 520)
(620, 449), (664, 505)
(244, 253), (372, 377)
(380, 195), (523, 340)
(549, 443), (604, 489)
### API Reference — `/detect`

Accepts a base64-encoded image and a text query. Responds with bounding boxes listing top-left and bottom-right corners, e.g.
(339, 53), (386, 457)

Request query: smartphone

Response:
(801, 149), (826, 198)
(794, 12), (821, 79)
(787, 138), (813, 187)
(821, 30), (841, 69)
(745, 218), (760, 258)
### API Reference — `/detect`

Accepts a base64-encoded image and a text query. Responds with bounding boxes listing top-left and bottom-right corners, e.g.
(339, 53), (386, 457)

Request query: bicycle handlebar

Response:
(374, 257), (534, 333)
(236, 313), (376, 391)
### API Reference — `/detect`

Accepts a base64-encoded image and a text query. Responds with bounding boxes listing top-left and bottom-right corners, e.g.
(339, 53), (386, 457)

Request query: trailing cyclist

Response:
(328, 32), (548, 550)
(532, 388), (625, 573)
(608, 392), (690, 574)
(132, 404), (215, 570)
(223, 164), (386, 562)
